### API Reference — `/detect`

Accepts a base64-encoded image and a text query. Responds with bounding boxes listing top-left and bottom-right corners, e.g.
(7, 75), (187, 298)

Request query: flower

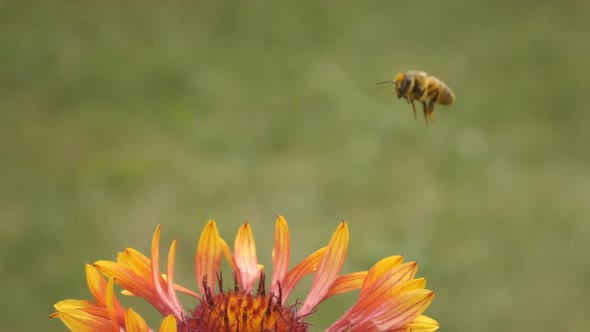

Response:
(51, 215), (438, 331)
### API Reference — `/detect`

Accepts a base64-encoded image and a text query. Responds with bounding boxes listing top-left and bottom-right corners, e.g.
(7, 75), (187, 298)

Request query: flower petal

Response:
(105, 277), (121, 331)
(327, 262), (419, 331)
(122, 273), (199, 299)
(270, 215), (291, 295)
(280, 246), (327, 303)
(395, 277), (427, 293)
(361, 255), (403, 292)
(159, 314), (178, 332)
(85, 264), (124, 318)
(168, 280), (200, 298)
(389, 315), (440, 332)
(150, 225), (165, 299)
(51, 300), (116, 332)
(195, 220), (223, 294)
(324, 271), (367, 299)
(149, 226), (184, 319)
(94, 260), (153, 304)
(125, 308), (150, 332)
(359, 262), (418, 301)
(355, 290), (435, 331)
(52, 299), (95, 313)
(234, 222), (259, 292)
(300, 222), (349, 316)
(165, 240), (184, 317)
(117, 248), (152, 278)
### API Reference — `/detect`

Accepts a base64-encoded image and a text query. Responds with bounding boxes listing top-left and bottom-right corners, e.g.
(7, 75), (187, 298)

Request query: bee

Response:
(377, 71), (455, 125)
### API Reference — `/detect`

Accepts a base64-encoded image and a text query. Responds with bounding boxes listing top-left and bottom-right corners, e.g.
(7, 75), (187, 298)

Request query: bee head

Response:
(376, 73), (411, 98)
(394, 72), (411, 98)
(393, 72), (406, 86)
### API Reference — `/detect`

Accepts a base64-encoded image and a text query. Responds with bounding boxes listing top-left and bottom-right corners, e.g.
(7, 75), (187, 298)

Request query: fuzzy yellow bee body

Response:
(378, 71), (455, 124)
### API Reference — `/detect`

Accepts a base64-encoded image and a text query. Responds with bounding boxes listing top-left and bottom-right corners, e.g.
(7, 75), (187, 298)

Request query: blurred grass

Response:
(1, 1), (589, 331)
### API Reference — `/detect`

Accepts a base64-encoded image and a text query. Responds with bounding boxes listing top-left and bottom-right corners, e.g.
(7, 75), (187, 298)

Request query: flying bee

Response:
(377, 71), (455, 125)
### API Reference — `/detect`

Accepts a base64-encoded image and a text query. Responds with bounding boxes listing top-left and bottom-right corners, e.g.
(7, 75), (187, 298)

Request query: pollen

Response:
(179, 274), (309, 332)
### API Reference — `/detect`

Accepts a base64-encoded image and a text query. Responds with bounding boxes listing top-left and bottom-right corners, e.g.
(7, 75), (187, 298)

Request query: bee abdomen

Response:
(436, 82), (455, 105)
(438, 89), (455, 105)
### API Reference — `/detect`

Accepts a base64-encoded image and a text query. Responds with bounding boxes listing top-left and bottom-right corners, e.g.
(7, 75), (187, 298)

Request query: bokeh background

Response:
(2, 1), (589, 331)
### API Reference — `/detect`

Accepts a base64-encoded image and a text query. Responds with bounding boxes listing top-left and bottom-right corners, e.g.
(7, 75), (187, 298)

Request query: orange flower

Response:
(51, 216), (438, 331)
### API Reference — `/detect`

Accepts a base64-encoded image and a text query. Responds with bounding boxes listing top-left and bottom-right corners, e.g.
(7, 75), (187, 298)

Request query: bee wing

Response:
(406, 70), (427, 77)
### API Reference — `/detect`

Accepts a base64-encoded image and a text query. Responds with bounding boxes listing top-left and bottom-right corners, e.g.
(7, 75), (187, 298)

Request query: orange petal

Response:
(52, 300), (105, 319)
(117, 248), (152, 279)
(94, 260), (153, 300)
(392, 277), (427, 294)
(150, 224), (164, 293)
(270, 215), (291, 295)
(359, 261), (418, 300)
(51, 300), (116, 332)
(54, 300), (110, 321)
(159, 314), (178, 332)
(300, 222), (349, 316)
(356, 290), (435, 330)
(280, 246), (327, 303)
(52, 299), (95, 313)
(125, 308), (150, 332)
(105, 277), (121, 331)
(389, 315), (439, 332)
(86, 264), (108, 304)
(149, 226), (183, 318)
(361, 255), (403, 291)
(234, 222), (259, 292)
(195, 220), (223, 295)
(85, 264), (125, 318)
(324, 271), (367, 299)
(164, 273), (200, 298)
(165, 240), (184, 316)
(95, 260), (174, 316)
(327, 262), (419, 331)
(122, 273), (199, 299)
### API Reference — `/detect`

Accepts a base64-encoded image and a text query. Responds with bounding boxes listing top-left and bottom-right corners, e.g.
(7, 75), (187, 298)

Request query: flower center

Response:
(178, 274), (309, 332)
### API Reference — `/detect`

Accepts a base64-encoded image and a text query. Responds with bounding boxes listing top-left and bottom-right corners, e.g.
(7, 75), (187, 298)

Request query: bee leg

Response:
(417, 88), (426, 100)
(421, 101), (429, 125)
(409, 99), (418, 119)
(427, 90), (438, 122)
(402, 96), (416, 119)
(428, 102), (436, 122)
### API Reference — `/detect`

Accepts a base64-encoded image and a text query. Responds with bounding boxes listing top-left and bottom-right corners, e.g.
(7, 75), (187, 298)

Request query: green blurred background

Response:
(1, 1), (589, 331)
